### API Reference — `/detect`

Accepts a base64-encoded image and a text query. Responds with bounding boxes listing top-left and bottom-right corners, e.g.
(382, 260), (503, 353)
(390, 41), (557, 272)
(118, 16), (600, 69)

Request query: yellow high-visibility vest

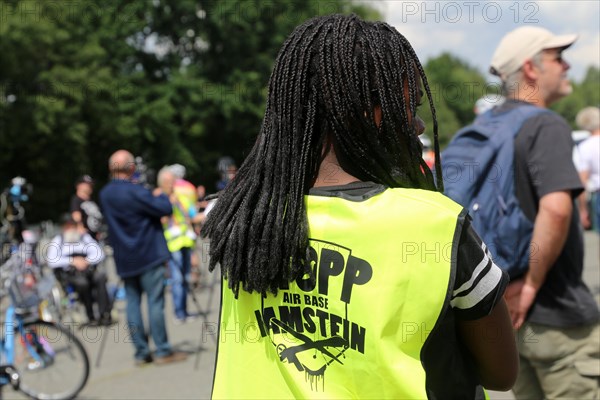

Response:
(212, 187), (475, 399)
(163, 195), (195, 252)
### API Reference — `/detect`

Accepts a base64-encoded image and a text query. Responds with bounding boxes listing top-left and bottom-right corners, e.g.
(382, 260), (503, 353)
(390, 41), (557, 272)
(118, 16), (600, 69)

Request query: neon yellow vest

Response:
(212, 188), (464, 399)
(163, 195), (195, 252)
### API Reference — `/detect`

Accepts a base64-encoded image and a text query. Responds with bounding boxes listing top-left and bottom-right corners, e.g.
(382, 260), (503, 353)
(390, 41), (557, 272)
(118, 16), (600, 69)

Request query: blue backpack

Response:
(441, 104), (549, 279)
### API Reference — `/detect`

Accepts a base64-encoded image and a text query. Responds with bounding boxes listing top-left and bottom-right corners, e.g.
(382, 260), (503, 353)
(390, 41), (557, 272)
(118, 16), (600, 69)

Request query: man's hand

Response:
(514, 282), (537, 329)
(507, 191), (573, 329)
(504, 279), (524, 327)
(579, 207), (591, 229)
(71, 256), (89, 271)
(504, 278), (538, 329)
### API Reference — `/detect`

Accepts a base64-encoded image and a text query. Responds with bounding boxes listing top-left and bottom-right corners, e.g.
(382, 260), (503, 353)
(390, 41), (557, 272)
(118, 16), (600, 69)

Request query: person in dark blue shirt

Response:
(100, 149), (186, 366)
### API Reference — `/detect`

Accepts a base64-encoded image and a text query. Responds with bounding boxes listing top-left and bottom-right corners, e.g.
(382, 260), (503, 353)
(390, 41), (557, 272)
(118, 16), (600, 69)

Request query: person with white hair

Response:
(486, 27), (599, 399)
(574, 106), (600, 231)
(168, 163), (186, 179)
(159, 165), (201, 323)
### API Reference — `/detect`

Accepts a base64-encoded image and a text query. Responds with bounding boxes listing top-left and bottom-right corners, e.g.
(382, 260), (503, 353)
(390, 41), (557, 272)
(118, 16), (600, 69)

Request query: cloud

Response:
(568, 32), (600, 75)
(534, 0), (595, 26)
(533, 1), (600, 76)
(380, 0), (599, 81)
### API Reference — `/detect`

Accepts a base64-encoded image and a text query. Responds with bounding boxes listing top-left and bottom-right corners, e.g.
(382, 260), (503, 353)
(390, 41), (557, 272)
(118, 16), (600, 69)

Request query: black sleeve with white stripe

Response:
(451, 218), (509, 320)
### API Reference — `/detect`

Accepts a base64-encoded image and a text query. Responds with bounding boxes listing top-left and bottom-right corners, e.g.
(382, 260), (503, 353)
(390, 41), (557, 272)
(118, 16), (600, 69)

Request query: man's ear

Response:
(521, 59), (540, 81)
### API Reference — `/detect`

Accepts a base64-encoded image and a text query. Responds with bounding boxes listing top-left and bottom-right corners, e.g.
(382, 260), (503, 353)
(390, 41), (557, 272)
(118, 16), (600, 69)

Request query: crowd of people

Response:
(0, 153), (225, 367)
(200, 16), (598, 399)
(2, 13), (598, 399)
(61, 155), (225, 365)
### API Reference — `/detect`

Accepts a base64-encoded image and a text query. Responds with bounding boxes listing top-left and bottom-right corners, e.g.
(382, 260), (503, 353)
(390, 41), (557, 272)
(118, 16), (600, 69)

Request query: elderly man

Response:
(100, 150), (186, 366)
(487, 27), (600, 398)
(157, 166), (200, 324)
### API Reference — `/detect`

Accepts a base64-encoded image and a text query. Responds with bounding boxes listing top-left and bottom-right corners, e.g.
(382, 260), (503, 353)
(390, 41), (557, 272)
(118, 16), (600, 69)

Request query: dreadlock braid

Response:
(201, 14), (442, 297)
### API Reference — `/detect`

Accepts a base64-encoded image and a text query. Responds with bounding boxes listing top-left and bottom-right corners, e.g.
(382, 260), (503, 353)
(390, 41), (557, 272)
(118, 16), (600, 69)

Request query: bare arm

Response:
(191, 213), (205, 224)
(458, 299), (518, 391)
(527, 191), (571, 288)
(577, 171), (591, 229)
(508, 191), (572, 329)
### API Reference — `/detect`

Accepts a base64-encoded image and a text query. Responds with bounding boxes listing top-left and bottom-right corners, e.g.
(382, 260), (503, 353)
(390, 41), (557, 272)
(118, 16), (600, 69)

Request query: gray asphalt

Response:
(3, 232), (598, 400)
(4, 238), (220, 400)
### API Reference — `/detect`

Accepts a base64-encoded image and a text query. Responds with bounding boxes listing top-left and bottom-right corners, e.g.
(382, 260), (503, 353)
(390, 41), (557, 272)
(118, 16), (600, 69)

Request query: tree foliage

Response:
(421, 54), (598, 147)
(0, 1), (596, 222)
(421, 52), (500, 147)
(552, 66), (600, 129)
(0, 0), (380, 222)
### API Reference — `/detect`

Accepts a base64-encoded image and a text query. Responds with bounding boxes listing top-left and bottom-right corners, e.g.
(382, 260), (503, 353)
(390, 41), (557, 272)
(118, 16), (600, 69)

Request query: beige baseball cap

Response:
(490, 26), (577, 79)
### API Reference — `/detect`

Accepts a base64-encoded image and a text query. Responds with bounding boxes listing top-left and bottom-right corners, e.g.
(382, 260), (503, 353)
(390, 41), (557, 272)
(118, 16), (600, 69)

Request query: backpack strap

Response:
(471, 104), (552, 141)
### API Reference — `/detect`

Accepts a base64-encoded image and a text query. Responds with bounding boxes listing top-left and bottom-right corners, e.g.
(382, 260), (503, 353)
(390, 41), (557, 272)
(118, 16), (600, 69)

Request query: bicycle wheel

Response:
(13, 320), (90, 400)
(44, 283), (87, 326)
(38, 285), (62, 323)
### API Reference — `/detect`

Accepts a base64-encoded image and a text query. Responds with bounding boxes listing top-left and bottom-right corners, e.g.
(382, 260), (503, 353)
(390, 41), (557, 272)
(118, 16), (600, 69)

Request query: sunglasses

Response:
(544, 52), (565, 64)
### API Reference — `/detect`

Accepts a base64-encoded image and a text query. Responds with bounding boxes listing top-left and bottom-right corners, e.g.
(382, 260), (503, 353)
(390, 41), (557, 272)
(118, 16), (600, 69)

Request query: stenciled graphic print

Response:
(253, 239), (373, 391)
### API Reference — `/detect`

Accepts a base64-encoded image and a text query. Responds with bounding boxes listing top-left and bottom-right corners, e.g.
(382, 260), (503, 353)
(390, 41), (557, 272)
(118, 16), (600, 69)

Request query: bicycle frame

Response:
(1, 305), (56, 386)
(1, 243), (90, 400)
(0, 304), (45, 386)
(0, 305), (19, 387)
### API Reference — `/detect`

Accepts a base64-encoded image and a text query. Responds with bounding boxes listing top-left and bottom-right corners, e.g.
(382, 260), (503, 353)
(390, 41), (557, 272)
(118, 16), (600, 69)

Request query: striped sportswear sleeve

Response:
(450, 218), (509, 320)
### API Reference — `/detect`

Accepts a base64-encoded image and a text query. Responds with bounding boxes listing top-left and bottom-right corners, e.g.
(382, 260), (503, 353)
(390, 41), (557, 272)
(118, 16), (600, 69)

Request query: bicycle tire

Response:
(45, 283), (87, 327)
(39, 286), (62, 323)
(13, 320), (90, 400)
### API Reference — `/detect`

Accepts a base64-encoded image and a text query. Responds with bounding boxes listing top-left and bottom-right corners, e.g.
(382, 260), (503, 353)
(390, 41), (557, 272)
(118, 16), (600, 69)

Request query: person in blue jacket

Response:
(100, 149), (186, 366)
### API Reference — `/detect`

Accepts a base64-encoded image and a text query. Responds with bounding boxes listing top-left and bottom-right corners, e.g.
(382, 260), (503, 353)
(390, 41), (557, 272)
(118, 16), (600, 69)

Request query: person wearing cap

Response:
(46, 213), (112, 326)
(70, 175), (103, 240)
(489, 27), (600, 398)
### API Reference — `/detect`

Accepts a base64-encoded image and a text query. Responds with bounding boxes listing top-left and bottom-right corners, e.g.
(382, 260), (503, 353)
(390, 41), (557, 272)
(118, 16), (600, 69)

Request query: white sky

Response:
(373, 0), (600, 82)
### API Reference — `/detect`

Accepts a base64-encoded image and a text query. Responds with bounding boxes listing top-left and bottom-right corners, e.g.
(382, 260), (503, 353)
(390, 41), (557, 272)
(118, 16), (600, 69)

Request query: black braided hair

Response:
(201, 14), (442, 297)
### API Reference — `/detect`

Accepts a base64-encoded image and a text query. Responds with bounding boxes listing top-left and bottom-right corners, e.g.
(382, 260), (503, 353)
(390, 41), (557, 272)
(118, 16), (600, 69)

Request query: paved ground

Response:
(4, 239), (221, 400)
(3, 232), (598, 399)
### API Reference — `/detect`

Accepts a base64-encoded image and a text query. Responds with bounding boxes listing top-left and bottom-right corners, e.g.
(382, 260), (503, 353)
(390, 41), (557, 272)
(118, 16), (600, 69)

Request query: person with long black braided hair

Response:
(203, 14), (517, 399)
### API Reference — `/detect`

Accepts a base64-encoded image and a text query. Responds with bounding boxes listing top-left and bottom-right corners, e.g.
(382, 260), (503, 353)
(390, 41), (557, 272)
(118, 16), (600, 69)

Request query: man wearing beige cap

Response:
(488, 27), (600, 398)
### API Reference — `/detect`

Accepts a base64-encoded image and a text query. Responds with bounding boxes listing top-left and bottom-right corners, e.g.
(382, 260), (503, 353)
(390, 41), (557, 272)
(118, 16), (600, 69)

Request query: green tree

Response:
(0, 0), (381, 222)
(148, 1), (382, 188)
(552, 66), (600, 128)
(424, 53), (491, 125)
(421, 53), (493, 146)
(579, 66), (600, 106)
(0, 1), (145, 221)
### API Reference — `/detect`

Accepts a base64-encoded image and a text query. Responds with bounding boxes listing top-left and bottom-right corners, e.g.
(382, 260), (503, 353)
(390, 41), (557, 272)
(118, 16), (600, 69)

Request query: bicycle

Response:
(0, 177), (31, 265)
(40, 267), (88, 327)
(0, 253), (90, 400)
